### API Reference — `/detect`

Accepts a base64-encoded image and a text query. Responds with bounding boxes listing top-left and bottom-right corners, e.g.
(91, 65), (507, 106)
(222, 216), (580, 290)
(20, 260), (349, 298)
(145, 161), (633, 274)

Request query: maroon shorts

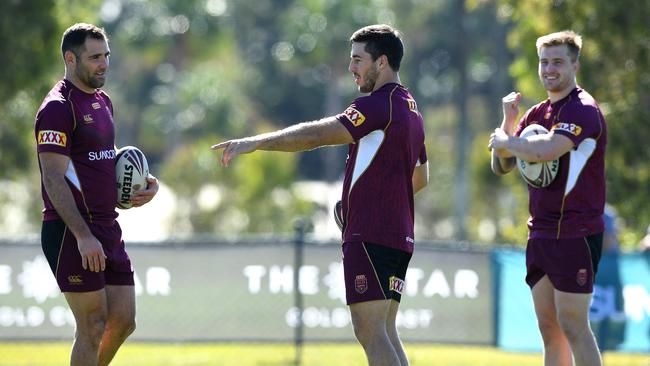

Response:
(525, 234), (603, 293)
(342, 241), (412, 305)
(41, 219), (134, 292)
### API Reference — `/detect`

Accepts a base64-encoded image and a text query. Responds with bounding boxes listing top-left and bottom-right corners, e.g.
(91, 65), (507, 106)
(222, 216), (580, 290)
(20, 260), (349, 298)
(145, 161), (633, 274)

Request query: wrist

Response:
(71, 226), (93, 240)
(500, 120), (516, 135)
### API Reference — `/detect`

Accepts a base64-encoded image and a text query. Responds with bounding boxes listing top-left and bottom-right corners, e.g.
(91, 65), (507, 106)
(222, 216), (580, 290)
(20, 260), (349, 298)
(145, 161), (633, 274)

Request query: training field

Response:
(0, 342), (647, 366)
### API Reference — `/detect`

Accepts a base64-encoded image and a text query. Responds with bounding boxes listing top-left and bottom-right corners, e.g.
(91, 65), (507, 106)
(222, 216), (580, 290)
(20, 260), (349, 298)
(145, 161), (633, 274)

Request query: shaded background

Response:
(1, 0), (649, 247)
(1, 1), (650, 362)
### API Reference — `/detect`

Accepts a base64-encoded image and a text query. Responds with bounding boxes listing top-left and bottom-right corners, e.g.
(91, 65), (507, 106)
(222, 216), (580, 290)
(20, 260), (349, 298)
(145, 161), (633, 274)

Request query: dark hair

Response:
(61, 23), (108, 59)
(350, 24), (404, 71)
(536, 30), (582, 63)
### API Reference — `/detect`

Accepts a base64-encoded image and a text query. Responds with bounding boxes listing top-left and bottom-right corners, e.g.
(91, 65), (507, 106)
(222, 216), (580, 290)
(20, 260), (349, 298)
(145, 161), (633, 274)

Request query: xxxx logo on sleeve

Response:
(38, 130), (67, 147)
(343, 107), (366, 127)
(553, 122), (582, 136)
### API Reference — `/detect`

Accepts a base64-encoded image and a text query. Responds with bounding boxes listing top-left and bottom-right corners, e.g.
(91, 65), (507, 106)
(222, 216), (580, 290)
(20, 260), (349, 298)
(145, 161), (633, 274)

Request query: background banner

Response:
(0, 242), (493, 343)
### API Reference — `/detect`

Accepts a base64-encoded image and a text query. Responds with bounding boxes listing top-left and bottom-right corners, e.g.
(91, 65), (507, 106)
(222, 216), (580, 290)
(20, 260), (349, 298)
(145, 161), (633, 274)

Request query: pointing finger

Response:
(212, 140), (233, 150)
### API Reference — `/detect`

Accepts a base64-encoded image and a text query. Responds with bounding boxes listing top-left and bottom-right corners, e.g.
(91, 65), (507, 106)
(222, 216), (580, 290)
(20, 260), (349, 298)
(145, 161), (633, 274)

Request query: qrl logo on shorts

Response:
(355, 274), (368, 294)
(576, 269), (588, 286)
(389, 276), (405, 294)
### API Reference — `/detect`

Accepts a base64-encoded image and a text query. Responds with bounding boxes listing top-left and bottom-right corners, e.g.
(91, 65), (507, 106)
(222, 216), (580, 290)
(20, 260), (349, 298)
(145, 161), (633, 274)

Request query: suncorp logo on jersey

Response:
(88, 149), (116, 161)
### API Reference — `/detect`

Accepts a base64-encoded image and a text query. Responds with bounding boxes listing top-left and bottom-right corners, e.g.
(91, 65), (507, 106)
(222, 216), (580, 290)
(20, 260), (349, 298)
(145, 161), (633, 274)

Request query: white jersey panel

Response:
(350, 130), (385, 190)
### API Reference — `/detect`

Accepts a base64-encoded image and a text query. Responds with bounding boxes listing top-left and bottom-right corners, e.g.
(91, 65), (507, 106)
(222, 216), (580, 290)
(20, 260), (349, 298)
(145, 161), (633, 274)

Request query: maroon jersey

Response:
(515, 87), (606, 239)
(35, 79), (118, 225)
(336, 83), (427, 253)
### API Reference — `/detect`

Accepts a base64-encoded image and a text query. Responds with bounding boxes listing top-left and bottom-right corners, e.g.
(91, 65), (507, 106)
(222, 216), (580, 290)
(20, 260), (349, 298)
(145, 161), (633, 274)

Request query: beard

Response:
(76, 64), (105, 89)
(359, 66), (379, 93)
(540, 73), (572, 93)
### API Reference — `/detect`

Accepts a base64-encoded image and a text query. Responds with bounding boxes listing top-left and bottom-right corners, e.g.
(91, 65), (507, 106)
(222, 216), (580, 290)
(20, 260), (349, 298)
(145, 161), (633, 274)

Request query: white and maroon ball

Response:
(516, 124), (559, 188)
(115, 146), (149, 209)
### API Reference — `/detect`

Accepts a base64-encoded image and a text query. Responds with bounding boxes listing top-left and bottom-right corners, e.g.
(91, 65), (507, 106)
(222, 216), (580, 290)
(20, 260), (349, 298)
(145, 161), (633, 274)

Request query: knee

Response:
(109, 317), (137, 338)
(352, 320), (371, 344)
(557, 312), (588, 341)
(76, 313), (107, 347)
(124, 318), (136, 336)
(351, 317), (381, 346)
(536, 315), (562, 343)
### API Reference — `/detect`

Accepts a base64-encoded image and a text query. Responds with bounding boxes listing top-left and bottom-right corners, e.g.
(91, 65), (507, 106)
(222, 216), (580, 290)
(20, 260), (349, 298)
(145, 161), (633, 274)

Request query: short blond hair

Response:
(536, 30), (582, 62)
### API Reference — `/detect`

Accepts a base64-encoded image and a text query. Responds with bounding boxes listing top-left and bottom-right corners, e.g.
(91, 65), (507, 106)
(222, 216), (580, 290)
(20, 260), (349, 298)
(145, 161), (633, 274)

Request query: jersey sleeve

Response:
(551, 105), (602, 146)
(335, 95), (389, 141)
(35, 100), (74, 156)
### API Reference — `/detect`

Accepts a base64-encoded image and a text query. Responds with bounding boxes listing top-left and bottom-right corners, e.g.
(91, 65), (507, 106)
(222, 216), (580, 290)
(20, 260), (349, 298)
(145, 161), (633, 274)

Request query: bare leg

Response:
(555, 289), (602, 366)
(350, 299), (400, 366)
(98, 285), (136, 366)
(532, 276), (573, 366)
(386, 299), (408, 366)
(64, 290), (108, 366)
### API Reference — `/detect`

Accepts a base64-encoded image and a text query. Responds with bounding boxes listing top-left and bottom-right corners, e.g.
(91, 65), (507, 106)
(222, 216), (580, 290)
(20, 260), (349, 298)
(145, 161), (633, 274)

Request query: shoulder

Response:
(564, 88), (601, 118)
(353, 92), (387, 107)
(554, 88), (604, 138)
(555, 90), (603, 136)
(38, 97), (73, 119)
(343, 94), (387, 121)
(36, 82), (75, 127)
(39, 81), (74, 111)
(353, 88), (396, 113)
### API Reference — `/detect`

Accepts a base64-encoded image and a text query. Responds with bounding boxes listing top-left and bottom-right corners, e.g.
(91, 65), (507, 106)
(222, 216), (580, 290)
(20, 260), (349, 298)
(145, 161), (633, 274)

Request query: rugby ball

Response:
(516, 124), (559, 188)
(115, 146), (149, 209)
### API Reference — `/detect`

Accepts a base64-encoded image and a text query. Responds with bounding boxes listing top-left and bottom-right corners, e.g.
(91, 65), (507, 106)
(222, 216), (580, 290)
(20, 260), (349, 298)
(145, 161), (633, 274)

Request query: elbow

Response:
(491, 162), (505, 176)
(491, 159), (515, 176)
(536, 150), (561, 163)
(41, 173), (55, 188)
(41, 172), (64, 191)
(414, 177), (428, 194)
(492, 164), (511, 176)
(419, 179), (429, 192)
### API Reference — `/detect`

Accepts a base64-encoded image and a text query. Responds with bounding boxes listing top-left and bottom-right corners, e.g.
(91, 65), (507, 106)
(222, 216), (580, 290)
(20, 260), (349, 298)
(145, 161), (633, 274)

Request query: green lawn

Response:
(0, 342), (647, 366)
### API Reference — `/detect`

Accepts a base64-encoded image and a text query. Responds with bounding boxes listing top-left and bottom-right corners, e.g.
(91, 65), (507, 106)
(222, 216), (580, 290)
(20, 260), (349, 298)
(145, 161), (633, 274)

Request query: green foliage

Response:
(470, 130), (529, 245)
(0, 1), (57, 177)
(3, 0), (649, 243)
(0, 0), (102, 236)
(160, 135), (314, 234)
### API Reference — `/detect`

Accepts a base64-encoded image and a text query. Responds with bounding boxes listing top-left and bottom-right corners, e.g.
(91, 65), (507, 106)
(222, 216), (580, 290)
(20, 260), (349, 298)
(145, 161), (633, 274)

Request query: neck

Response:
(372, 72), (401, 92)
(547, 82), (576, 103)
(64, 71), (96, 94)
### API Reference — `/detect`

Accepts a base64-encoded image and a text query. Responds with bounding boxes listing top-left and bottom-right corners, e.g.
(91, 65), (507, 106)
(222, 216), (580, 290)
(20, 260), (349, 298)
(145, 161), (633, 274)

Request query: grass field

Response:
(0, 342), (647, 366)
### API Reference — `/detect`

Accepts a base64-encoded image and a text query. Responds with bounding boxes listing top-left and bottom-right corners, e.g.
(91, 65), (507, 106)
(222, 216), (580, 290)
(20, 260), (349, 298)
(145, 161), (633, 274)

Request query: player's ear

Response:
(64, 50), (77, 67)
(377, 54), (389, 70)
